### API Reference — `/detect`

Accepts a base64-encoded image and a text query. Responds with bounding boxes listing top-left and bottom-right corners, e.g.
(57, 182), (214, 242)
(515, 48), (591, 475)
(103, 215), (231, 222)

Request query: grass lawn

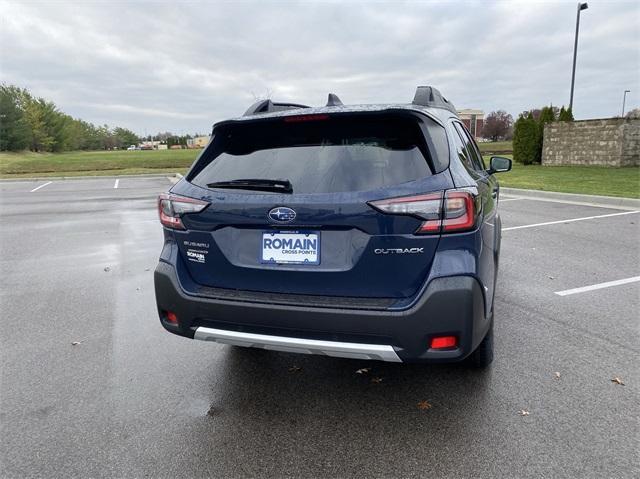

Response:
(491, 159), (640, 199)
(2, 149), (638, 199)
(0, 149), (198, 178)
(478, 141), (512, 154)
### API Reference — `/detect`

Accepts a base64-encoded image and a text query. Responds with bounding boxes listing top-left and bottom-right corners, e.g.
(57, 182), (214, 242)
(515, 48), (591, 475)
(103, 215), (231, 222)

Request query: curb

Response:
(501, 187), (640, 211)
(168, 173), (184, 185)
(0, 173), (183, 182)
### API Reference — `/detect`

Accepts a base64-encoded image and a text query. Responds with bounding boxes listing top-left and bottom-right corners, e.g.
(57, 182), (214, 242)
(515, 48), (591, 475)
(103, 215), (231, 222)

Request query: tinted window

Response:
(453, 122), (485, 171)
(190, 115), (437, 194)
(450, 122), (476, 172)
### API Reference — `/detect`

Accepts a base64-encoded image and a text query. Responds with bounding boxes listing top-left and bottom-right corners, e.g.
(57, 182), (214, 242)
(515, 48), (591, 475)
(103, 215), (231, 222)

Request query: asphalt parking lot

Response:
(1, 176), (638, 478)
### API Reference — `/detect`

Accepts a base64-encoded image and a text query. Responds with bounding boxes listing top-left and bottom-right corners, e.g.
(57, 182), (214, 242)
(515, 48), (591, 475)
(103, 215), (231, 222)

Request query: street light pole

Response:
(569, 2), (589, 112)
(621, 90), (630, 117)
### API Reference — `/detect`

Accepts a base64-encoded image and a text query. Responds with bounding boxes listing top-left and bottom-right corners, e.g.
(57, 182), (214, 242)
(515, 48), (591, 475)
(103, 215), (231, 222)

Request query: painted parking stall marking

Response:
(114, 179), (120, 189)
(30, 181), (52, 192)
(503, 210), (639, 231)
(555, 275), (640, 296)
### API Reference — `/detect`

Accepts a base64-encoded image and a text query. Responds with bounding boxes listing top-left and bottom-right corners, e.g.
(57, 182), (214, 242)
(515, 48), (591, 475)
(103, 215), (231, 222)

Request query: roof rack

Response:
(411, 86), (456, 114)
(243, 99), (310, 117)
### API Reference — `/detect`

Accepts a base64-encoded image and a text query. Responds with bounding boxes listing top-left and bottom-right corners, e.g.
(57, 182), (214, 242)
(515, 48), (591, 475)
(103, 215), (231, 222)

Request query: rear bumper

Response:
(154, 260), (490, 363)
(194, 327), (402, 362)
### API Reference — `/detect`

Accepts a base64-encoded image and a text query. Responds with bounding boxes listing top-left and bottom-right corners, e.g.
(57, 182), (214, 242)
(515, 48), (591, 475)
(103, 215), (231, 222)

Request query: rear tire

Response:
(466, 322), (494, 368)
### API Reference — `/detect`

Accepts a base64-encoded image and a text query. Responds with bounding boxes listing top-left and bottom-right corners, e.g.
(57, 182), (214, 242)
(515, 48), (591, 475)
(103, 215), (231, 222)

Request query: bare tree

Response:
(482, 110), (514, 142)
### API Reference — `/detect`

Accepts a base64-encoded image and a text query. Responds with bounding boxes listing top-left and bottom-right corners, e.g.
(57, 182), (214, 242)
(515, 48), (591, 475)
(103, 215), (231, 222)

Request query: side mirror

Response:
(488, 156), (512, 174)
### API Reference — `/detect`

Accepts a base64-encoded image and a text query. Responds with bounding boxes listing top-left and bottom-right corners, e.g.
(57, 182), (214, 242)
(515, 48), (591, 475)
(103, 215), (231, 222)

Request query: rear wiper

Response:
(206, 178), (293, 193)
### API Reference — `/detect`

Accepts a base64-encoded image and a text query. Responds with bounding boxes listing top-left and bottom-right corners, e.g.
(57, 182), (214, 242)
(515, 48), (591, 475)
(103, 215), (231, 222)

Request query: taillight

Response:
(369, 192), (443, 233)
(442, 190), (477, 233)
(158, 193), (209, 230)
(368, 189), (478, 234)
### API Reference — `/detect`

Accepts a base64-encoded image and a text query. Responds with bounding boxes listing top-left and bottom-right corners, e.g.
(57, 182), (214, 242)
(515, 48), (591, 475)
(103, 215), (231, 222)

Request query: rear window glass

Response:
(190, 114), (441, 194)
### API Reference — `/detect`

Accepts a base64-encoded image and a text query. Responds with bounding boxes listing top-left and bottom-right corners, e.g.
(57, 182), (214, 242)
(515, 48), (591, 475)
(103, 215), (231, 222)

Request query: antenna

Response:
(326, 93), (343, 107)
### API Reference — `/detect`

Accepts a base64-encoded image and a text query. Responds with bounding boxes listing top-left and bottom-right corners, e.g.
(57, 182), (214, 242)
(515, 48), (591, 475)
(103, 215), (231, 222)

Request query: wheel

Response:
(466, 322), (494, 368)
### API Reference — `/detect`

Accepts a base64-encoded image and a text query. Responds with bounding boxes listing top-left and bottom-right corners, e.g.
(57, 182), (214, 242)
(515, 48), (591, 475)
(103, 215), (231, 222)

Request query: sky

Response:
(1, 0), (638, 135)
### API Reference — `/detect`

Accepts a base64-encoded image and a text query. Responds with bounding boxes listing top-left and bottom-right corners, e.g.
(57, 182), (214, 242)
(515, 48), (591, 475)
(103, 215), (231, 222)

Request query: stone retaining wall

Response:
(542, 118), (640, 166)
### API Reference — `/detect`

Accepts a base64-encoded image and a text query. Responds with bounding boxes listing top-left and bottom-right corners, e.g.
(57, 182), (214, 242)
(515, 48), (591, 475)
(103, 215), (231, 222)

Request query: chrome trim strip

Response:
(193, 327), (402, 362)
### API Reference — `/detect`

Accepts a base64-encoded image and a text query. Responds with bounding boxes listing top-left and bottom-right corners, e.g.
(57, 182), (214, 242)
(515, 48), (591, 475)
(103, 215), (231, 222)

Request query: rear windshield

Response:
(190, 114), (442, 194)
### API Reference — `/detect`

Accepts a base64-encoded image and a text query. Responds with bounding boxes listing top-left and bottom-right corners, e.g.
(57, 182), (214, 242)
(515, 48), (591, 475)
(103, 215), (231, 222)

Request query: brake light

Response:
(283, 114), (330, 122)
(158, 193), (209, 230)
(442, 191), (476, 233)
(368, 189), (478, 234)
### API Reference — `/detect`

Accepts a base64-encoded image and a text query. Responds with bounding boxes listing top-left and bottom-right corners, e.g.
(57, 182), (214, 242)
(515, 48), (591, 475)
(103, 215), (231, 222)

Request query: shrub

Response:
(513, 113), (540, 165)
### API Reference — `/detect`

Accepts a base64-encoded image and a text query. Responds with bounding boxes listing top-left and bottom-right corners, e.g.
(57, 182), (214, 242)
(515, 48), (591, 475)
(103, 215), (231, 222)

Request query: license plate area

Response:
(261, 231), (320, 265)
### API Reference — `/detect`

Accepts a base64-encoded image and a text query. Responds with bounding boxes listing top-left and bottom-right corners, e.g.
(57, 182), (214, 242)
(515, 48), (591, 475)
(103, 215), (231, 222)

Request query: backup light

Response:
(369, 192), (443, 234)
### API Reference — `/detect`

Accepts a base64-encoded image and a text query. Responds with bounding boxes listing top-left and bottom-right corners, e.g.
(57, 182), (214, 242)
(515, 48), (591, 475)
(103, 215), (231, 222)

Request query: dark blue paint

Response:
(161, 107), (502, 304)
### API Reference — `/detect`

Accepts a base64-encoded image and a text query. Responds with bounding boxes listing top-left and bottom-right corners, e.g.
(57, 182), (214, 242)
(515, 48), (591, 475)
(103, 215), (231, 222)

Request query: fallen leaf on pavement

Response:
(103, 266), (111, 272)
(554, 372), (561, 379)
(355, 368), (371, 375)
(71, 341), (82, 346)
(611, 377), (625, 386)
(519, 410), (530, 416)
(288, 365), (302, 373)
(417, 400), (432, 410)
(370, 376), (383, 384)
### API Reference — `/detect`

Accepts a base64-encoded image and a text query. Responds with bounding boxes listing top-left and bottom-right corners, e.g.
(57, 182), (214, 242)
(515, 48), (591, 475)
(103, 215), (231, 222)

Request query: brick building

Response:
(457, 109), (485, 139)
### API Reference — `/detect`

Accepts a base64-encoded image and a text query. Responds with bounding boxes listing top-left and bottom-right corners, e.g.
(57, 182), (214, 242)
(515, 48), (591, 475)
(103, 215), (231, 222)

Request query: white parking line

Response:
(114, 179), (120, 189)
(503, 210), (639, 231)
(499, 198), (525, 202)
(555, 276), (640, 296)
(30, 181), (52, 192)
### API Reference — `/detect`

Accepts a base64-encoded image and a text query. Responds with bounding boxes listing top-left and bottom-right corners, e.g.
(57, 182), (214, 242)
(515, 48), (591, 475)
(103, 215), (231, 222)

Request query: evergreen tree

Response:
(537, 106), (556, 161)
(513, 114), (540, 165)
(558, 106), (574, 121)
(0, 83), (143, 152)
(0, 85), (31, 151)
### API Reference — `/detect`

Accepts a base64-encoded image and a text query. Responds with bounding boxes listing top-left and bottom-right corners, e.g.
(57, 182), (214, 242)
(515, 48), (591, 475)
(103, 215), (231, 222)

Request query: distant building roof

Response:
(457, 109), (484, 117)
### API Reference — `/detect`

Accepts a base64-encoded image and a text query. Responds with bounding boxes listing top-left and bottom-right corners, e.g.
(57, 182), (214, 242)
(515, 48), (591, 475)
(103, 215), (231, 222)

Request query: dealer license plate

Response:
(261, 231), (320, 265)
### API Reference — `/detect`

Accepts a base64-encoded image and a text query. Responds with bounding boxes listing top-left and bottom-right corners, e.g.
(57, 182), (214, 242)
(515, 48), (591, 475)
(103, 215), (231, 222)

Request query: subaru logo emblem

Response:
(268, 207), (296, 223)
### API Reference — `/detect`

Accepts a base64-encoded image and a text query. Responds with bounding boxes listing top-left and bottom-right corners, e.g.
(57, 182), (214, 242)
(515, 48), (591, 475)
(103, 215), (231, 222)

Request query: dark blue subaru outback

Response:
(154, 86), (511, 367)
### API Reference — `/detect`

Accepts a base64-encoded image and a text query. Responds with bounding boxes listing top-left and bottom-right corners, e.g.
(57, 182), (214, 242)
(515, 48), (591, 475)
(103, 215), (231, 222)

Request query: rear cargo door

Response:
(172, 112), (453, 299)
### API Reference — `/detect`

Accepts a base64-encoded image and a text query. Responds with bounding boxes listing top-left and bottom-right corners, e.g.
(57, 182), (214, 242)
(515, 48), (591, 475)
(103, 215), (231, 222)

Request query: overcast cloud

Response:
(1, 0), (638, 135)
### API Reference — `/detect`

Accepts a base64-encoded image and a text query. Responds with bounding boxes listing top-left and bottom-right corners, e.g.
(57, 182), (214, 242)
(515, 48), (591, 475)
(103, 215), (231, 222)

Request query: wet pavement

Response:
(1, 177), (638, 478)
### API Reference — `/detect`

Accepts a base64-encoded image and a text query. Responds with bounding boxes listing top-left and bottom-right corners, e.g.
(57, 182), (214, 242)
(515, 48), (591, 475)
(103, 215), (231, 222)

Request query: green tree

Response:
(558, 106), (574, 121)
(538, 105), (556, 126)
(113, 127), (139, 149)
(1, 84), (144, 152)
(22, 97), (55, 152)
(537, 106), (557, 161)
(0, 85), (31, 151)
(513, 113), (540, 165)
